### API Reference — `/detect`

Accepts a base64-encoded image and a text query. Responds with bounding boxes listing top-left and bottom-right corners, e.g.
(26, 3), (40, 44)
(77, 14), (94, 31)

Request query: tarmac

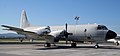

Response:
(0, 43), (120, 56)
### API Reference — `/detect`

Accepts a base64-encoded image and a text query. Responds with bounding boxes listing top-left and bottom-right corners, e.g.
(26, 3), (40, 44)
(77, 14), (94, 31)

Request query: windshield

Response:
(97, 25), (108, 30)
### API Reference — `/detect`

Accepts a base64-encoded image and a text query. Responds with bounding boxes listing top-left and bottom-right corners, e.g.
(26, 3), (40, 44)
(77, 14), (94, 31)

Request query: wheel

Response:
(30, 39), (33, 42)
(44, 43), (51, 47)
(95, 44), (99, 49)
(20, 40), (23, 42)
(115, 42), (119, 46)
(71, 43), (76, 47)
(79, 41), (84, 43)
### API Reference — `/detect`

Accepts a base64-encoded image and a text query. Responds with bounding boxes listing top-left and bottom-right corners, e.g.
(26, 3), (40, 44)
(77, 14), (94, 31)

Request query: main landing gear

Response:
(71, 43), (77, 47)
(71, 41), (77, 47)
(44, 43), (57, 47)
(18, 38), (24, 42)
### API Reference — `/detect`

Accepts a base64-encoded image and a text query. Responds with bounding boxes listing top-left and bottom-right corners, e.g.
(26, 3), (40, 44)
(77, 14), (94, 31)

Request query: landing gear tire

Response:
(95, 44), (99, 49)
(115, 42), (119, 46)
(71, 43), (76, 47)
(30, 39), (33, 42)
(20, 40), (23, 42)
(44, 43), (51, 47)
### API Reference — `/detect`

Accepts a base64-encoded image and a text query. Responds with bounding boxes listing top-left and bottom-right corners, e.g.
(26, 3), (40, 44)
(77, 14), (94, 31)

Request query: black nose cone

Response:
(105, 30), (117, 40)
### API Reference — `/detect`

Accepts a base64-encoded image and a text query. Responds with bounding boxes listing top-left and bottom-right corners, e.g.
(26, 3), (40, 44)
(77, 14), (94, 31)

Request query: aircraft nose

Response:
(105, 30), (117, 40)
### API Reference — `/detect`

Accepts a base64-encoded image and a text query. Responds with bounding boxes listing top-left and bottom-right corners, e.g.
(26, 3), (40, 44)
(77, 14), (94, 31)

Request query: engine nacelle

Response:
(49, 30), (65, 42)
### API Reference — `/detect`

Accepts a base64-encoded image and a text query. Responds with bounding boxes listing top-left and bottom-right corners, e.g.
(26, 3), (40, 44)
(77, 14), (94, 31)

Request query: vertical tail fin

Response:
(20, 10), (31, 28)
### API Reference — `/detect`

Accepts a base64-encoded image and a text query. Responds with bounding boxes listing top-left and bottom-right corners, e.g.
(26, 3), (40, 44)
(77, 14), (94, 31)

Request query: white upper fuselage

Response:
(51, 24), (108, 42)
(23, 24), (110, 43)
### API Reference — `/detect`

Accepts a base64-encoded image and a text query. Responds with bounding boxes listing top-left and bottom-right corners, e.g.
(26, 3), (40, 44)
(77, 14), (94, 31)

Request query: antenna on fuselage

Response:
(74, 16), (80, 25)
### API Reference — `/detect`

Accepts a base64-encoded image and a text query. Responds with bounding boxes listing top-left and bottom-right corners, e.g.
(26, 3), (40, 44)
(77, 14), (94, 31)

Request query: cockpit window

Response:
(97, 25), (108, 30)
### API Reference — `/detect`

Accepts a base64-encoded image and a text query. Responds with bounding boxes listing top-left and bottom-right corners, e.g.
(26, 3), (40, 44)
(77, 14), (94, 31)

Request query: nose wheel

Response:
(95, 43), (99, 49)
(44, 43), (51, 47)
(115, 41), (119, 46)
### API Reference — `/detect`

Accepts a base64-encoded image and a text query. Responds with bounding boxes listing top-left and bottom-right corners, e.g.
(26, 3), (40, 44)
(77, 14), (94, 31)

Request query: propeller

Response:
(64, 16), (79, 44)
(64, 23), (73, 44)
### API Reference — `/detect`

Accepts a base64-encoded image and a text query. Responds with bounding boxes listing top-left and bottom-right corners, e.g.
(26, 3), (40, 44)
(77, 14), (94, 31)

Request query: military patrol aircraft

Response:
(1, 10), (117, 48)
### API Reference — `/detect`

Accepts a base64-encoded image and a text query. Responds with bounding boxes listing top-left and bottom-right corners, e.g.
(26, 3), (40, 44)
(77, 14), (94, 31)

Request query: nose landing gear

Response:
(115, 41), (119, 46)
(44, 43), (51, 47)
(95, 43), (99, 49)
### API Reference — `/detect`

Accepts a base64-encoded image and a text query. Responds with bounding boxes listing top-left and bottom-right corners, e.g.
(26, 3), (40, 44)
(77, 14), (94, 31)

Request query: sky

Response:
(0, 0), (120, 34)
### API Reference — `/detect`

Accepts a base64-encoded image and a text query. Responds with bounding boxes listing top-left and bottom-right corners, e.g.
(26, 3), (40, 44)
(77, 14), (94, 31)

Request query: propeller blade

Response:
(65, 23), (68, 44)
(65, 36), (68, 44)
(65, 23), (67, 32)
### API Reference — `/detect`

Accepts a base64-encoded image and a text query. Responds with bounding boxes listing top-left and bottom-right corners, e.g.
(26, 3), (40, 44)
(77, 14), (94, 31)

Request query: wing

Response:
(1, 25), (65, 43)
(1, 25), (42, 36)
